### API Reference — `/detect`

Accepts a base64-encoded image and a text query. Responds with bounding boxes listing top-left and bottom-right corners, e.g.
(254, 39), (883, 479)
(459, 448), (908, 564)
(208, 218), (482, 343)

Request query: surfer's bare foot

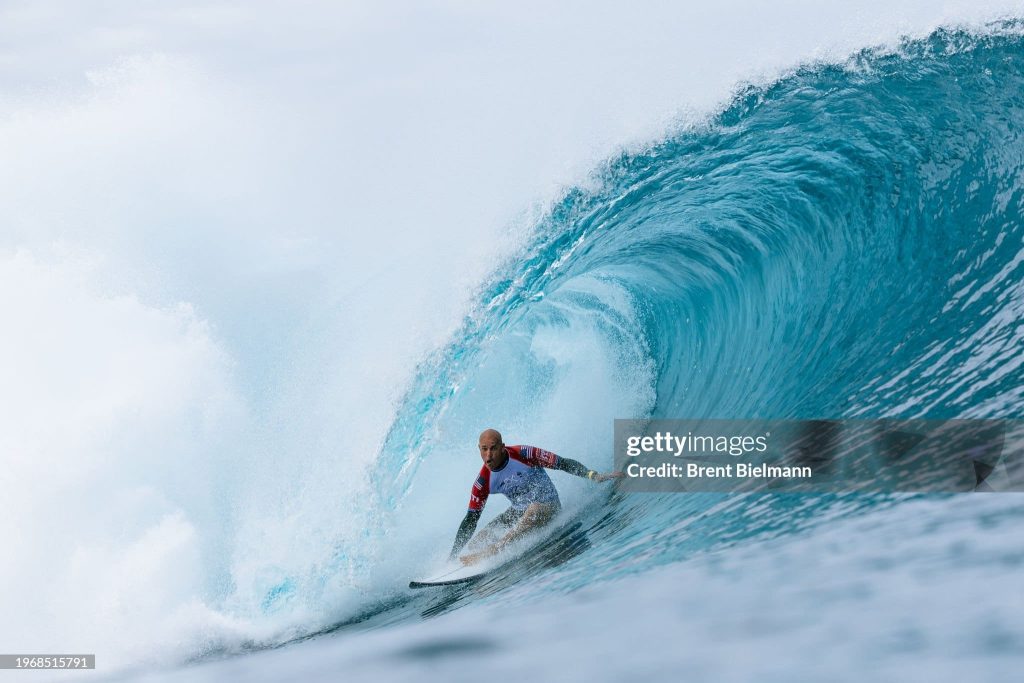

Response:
(460, 544), (499, 565)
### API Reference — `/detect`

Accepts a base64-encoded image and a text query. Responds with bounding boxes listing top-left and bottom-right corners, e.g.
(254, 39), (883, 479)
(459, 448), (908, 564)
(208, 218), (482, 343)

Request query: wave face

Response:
(362, 25), (1024, 611)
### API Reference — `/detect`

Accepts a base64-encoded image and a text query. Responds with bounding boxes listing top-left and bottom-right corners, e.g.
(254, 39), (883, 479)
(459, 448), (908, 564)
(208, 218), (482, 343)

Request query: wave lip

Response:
(390, 22), (1024, 441)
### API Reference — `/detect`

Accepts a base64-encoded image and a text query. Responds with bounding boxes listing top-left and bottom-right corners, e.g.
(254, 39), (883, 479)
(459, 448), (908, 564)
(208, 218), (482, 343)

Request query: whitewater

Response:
(2, 2), (1024, 682)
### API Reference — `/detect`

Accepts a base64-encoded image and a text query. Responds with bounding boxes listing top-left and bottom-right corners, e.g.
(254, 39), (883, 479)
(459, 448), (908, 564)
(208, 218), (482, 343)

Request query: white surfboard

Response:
(408, 521), (584, 589)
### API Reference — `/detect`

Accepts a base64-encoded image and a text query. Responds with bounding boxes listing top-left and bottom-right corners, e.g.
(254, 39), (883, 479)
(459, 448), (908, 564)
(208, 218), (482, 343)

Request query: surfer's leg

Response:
(519, 501), (557, 530)
(493, 502), (557, 549)
(466, 507), (523, 551)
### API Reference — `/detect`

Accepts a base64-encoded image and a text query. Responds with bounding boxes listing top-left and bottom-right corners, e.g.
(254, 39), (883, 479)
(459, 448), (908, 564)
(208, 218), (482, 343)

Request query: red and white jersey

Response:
(468, 445), (561, 512)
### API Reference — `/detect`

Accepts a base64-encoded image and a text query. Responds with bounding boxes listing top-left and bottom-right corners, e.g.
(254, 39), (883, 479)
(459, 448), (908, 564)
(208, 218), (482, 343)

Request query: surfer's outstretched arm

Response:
(449, 509), (482, 560)
(553, 456), (624, 482)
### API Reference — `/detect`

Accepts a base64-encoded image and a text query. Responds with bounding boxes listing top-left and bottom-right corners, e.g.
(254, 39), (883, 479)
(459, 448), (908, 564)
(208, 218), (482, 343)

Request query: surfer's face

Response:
(479, 436), (506, 470)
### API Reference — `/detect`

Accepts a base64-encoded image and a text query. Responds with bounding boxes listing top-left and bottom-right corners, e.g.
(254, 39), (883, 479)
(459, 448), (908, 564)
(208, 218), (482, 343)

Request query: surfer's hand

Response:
(594, 471), (625, 482)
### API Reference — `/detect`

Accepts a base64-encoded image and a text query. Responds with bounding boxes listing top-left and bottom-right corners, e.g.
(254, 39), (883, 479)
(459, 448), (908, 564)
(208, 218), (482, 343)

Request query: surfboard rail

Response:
(409, 521), (585, 589)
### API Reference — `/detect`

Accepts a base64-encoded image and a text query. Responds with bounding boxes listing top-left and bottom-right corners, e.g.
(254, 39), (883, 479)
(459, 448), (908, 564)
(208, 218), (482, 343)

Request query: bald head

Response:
(478, 428), (507, 470)
(480, 428), (502, 443)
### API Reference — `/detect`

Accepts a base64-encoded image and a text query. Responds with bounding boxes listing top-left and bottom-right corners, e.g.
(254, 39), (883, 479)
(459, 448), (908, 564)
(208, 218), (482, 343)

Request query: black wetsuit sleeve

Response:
(449, 509), (482, 560)
(553, 456), (592, 478)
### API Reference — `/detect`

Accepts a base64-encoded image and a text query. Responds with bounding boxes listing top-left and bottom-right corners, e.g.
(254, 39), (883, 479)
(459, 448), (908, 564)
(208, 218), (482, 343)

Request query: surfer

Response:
(450, 428), (622, 565)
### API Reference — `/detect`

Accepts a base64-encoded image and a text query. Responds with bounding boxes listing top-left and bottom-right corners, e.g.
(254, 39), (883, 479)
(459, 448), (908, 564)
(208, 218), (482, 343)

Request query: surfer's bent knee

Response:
(524, 501), (557, 524)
